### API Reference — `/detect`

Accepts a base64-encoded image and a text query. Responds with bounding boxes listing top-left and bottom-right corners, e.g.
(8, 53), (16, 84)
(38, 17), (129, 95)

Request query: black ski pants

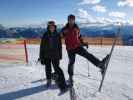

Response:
(67, 46), (101, 77)
(41, 59), (67, 90)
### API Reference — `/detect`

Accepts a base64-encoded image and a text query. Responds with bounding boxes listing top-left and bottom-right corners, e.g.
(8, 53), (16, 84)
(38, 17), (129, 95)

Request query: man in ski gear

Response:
(39, 21), (68, 93)
(61, 14), (109, 86)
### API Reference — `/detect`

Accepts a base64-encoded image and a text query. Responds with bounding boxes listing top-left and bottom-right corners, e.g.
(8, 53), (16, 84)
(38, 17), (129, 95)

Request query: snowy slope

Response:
(0, 45), (133, 100)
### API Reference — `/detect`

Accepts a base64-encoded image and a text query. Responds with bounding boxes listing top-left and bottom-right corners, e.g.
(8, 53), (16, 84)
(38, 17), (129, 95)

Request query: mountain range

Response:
(0, 23), (133, 45)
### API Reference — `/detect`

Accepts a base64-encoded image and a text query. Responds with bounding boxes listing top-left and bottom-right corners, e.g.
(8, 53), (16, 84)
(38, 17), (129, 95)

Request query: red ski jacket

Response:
(63, 27), (81, 50)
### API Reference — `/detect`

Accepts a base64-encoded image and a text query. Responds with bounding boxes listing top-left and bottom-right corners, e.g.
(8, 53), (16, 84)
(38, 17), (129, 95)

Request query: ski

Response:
(69, 86), (78, 100)
(98, 23), (122, 92)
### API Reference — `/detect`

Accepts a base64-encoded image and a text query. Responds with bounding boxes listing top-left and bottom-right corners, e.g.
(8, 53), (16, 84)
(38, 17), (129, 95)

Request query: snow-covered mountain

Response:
(0, 23), (133, 45)
(0, 24), (5, 30)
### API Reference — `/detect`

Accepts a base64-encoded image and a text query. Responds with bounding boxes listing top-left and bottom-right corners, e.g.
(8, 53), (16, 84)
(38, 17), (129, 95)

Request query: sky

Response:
(0, 0), (133, 27)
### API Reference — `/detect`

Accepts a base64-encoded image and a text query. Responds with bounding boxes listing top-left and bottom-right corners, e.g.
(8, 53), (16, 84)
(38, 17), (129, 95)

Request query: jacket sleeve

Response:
(79, 34), (84, 44)
(79, 34), (89, 48)
(58, 34), (62, 59)
(39, 34), (46, 60)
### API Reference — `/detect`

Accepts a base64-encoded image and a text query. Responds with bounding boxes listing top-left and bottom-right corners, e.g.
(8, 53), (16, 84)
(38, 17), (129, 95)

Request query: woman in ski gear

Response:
(61, 14), (109, 86)
(39, 21), (68, 92)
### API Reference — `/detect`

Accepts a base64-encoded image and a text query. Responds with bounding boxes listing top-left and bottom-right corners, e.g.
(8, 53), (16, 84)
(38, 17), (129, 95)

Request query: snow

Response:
(0, 45), (133, 100)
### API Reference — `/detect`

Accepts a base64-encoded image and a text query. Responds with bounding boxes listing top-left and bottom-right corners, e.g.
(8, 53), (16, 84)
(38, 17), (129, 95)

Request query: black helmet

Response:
(47, 21), (57, 30)
(47, 21), (56, 26)
(68, 14), (75, 20)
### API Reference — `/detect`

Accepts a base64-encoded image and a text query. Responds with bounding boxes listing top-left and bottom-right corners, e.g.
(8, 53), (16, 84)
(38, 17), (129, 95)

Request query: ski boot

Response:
(59, 84), (70, 95)
(68, 76), (73, 88)
(46, 79), (52, 88)
(99, 54), (110, 75)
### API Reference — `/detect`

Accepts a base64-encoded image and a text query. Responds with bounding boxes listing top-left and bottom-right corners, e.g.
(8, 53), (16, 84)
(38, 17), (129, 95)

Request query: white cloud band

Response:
(92, 5), (107, 13)
(109, 12), (126, 19)
(118, 0), (133, 7)
(78, 0), (101, 5)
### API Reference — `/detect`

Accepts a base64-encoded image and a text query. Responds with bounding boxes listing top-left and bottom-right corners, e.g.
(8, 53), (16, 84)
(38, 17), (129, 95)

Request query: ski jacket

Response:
(62, 27), (81, 50)
(39, 31), (62, 60)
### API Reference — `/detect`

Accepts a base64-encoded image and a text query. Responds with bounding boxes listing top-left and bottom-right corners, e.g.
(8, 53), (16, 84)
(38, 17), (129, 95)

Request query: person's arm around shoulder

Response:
(60, 27), (69, 38)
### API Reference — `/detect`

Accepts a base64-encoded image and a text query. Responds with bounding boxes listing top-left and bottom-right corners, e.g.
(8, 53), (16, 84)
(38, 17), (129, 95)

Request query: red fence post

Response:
(24, 40), (28, 64)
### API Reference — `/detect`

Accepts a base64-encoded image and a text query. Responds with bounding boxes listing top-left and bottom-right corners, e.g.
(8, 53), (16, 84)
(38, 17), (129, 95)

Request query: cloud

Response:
(118, 0), (133, 7)
(96, 17), (114, 23)
(109, 11), (126, 19)
(92, 5), (107, 13)
(118, 1), (127, 6)
(77, 8), (96, 23)
(127, 19), (133, 24)
(77, 8), (112, 24)
(77, 9), (128, 24)
(78, 0), (101, 5)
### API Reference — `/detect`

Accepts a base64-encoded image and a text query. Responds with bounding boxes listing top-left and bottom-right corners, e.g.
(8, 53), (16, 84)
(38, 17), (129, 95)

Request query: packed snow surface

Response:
(0, 45), (133, 100)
